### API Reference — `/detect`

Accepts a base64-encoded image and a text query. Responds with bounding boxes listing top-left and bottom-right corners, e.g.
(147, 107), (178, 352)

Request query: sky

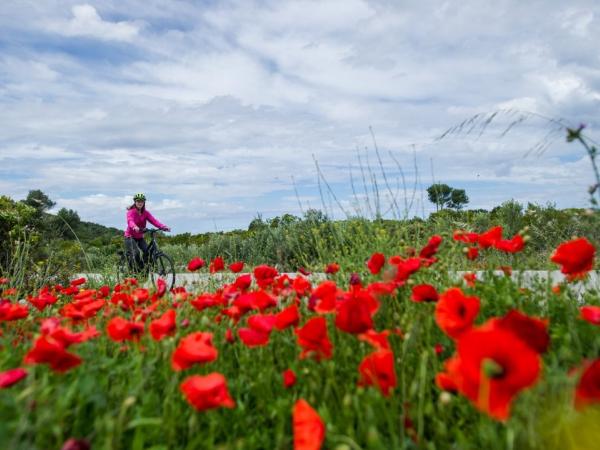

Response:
(1, 0), (599, 233)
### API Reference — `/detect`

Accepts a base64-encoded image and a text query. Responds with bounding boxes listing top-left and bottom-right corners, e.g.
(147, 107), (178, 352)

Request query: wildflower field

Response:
(1, 225), (599, 450)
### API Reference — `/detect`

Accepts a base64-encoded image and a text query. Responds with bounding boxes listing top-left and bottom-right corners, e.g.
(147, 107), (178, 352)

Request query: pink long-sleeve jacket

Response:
(124, 208), (167, 239)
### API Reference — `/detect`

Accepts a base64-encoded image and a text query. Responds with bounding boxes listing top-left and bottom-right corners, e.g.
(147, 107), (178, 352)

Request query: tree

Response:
(54, 208), (81, 239)
(448, 189), (469, 210)
(303, 209), (329, 224)
(248, 216), (267, 232)
(23, 190), (55, 212)
(267, 214), (300, 228)
(427, 184), (469, 210)
(426, 184), (453, 211)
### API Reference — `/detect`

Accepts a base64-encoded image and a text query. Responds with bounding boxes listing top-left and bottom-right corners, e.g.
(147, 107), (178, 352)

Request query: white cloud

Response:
(0, 144), (78, 161)
(48, 4), (142, 42)
(1, 0), (599, 232)
(561, 8), (595, 37)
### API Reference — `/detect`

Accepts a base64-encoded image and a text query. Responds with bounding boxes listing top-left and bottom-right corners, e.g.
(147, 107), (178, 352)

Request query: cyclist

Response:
(124, 193), (170, 271)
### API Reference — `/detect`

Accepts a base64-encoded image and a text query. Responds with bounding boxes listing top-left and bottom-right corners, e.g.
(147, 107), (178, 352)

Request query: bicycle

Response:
(117, 229), (176, 291)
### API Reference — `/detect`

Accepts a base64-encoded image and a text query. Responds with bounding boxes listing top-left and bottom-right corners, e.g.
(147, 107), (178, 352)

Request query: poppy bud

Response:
(349, 273), (361, 286)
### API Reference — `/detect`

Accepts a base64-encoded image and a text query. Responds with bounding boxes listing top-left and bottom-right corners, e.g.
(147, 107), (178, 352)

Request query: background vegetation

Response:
(1, 190), (598, 289)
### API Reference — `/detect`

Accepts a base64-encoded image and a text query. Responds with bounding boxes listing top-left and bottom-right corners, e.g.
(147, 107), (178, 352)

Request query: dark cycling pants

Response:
(125, 237), (148, 271)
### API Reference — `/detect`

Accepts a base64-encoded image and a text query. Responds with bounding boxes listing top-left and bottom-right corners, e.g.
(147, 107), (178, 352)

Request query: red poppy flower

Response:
(187, 257), (205, 272)
(298, 267), (312, 276)
(190, 293), (224, 312)
(580, 306), (600, 325)
(2, 287), (17, 296)
(41, 319), (100, 347)
(0, 302), (29, 321)
(389, 255), (403, 265)
(551, 237), (595, 281)
(435, 357), (459, 392)
(324, 263), (340, 274)
(106, 317), (145, 342)
(296, 317), (333, 360)
(367, 253), (386, 275)
(478, 226), (503, 249)
(253, 264), (279, 288)
(574, 358), (600, 410)
(61, 285), (80, 296)
(28, 291), (58, 311)
(358, 349), (397, 396)
(283, 369), (297, 388)
(453, 230), (479, 244)
(0, 277), (9, 285)
(335, 291), (376, 334)
(435, 288), (480, 339)
(149, 309), (177, 341)
(463, 272), (476, 287)
(275, 304), (300, 330)
(156, 278), (167, 298)
(466, 247), (479, 260)
(419, 235), (442, 259)
(273, 273), (293, 292)
(172, 332), (218, 370)
(411, 284), (439, 302)
(358, 329), (391, 350)
(310, 280), (340, 313)
(491, 310), (550, 354)
(233, 290), (277, 313)
(225, 328), (235, 343)
(434, 343), (444, 355)
(247, 313), (278, 334)
(366, 282), (397, 299)
(450, 326), (542, 421)
(60, 299), (105, 321)
(494, 235), (525, 253)
(92, 285), (108, 299)
(393, 257), (421, 284)
(224, 261), (242, 273)
(131, 288), (150, 304)
(0, 368), (28, 388)
(209, 256), (225, 273)
(293, 399), (325, 450)
(293, 276), (312, 297)
(180, 373), (235, 411)
(23, 336), (82, 373)
(70, 277), (86, 287)
(238, 328), (270, 347)
(233, 274), (252, 291)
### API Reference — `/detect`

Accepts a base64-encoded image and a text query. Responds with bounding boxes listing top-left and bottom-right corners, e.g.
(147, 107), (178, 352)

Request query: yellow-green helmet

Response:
(133, 193), (146, 201)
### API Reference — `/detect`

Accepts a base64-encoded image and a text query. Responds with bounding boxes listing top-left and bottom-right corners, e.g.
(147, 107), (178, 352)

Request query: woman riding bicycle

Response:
(124, 193), (170, 271)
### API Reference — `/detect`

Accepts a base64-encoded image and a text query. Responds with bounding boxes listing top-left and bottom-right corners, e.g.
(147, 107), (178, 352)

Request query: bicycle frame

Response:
(144, 229), (160, 264)
(119, 228), (176, 291)
(120, 228), (173, 274)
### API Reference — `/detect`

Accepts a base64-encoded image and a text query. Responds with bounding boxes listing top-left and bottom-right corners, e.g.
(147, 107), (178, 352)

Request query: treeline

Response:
(158, 201), (600, 273)
(0, 191), (121, 286)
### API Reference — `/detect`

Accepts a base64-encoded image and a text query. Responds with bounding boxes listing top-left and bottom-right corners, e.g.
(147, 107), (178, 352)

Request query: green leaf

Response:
(126, 417), (163, 429)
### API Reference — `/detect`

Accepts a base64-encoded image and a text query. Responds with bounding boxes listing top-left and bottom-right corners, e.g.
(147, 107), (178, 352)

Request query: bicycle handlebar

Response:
(142, 228), (168, 234)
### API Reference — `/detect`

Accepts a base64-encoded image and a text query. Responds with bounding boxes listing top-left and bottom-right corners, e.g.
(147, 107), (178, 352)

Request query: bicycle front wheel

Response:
(116, 251), (128, 284)
(149, 253), (176, 292)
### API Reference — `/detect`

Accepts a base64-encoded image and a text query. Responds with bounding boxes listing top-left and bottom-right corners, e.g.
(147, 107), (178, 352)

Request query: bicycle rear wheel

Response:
(117, 250), (144, 285)
(149, 253), (176, 291)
